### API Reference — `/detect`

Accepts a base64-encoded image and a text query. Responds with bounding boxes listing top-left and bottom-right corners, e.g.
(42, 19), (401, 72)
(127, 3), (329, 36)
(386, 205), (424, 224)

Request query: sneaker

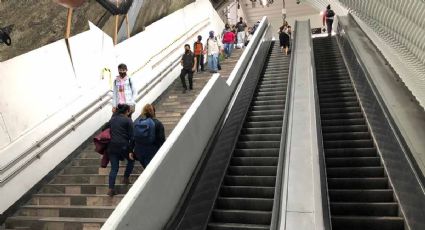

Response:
(122, 177), (130, 185)
(107, 189), (116, 197)
(182, 89), (187, 94)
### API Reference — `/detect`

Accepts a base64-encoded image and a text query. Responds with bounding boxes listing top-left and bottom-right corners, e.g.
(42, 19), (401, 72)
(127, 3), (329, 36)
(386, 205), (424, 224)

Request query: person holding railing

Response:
(112, 64), (137, 118)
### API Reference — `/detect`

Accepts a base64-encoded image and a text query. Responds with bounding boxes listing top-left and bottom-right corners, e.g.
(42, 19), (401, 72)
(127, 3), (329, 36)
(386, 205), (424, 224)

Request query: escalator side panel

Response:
(172, 41), (273, 230)
(336, 26), (425, 229)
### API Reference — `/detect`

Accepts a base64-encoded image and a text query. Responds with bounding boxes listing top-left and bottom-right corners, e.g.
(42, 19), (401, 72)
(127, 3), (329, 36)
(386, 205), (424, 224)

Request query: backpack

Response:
(326, 9), (335, 18)
(134, 118), (156, 145)
(223, 31), (234, 43)
(194, 42), (203, 55)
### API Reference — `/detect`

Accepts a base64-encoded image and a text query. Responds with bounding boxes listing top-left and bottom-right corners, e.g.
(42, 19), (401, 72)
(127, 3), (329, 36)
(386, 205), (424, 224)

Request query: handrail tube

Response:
(269, 21), (297, 230)
(0, 17), (211, 185)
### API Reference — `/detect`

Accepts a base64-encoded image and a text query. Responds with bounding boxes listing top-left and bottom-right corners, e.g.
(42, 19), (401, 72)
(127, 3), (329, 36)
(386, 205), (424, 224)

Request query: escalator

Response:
(207, 42), (289, 229)
(313, 37), (405, 230)
(170, 41), (290, 230)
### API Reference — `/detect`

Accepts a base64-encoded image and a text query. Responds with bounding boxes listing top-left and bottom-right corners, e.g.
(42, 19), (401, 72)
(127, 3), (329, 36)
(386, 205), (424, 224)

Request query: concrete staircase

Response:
(4, 50), (243, 230)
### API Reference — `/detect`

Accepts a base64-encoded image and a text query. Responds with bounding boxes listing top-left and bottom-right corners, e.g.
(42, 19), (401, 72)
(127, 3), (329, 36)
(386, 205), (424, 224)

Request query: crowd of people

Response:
(177, 17), (262, 93)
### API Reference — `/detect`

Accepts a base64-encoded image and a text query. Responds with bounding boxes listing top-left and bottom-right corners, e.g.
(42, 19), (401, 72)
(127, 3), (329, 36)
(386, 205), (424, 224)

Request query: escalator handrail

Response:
(269, 21), (297, 230)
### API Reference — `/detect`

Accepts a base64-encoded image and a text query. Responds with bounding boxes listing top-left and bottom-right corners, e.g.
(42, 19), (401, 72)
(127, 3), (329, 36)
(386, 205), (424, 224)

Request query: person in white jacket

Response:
(112, 63), (137, 117)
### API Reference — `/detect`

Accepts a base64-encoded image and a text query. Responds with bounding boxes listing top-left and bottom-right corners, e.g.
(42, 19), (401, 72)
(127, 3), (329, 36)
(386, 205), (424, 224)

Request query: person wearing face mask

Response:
(179, 44), (197, 93)
(112, 63), (137, 118)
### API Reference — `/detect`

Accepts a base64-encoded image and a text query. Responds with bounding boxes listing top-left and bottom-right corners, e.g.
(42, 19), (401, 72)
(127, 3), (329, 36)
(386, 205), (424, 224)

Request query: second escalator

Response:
(207, 42), (290, 230)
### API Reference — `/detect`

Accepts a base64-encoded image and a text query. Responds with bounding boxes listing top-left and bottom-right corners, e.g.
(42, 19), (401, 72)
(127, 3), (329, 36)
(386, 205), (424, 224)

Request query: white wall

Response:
(0, 0), (224, 214)
(102, 17), (270, 230)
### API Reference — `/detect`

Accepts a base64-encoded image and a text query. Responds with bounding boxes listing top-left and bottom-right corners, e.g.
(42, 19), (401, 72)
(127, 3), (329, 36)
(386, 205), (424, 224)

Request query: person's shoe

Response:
(189, 87), (193, 91)
(107, 189), (116, 197)
(122, 177), (130, 185)
(182, 89), (187, 94)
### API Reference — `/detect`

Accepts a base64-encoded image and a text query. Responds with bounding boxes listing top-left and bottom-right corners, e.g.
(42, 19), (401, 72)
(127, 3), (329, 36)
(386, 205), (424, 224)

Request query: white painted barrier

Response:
(102, 17), (270, 230)
(0, 0), (224, 215)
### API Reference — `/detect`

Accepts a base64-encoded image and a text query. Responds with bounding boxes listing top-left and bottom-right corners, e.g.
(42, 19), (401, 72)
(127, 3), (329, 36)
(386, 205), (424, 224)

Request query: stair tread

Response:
(7, 215), (106, 222)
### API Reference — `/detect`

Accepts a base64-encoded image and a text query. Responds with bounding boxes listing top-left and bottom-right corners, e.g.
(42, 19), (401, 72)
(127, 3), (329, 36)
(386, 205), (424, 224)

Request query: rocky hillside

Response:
(0, 0), (194, 62)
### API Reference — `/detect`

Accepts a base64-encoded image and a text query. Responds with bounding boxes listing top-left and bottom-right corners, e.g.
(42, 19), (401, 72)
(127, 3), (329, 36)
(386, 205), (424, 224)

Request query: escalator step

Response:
(233, 149), (280, 158)
(323, 140), (374, 148)
(331, 216), (404, 230)
(319, 101), (360, 108)
(244, 121), (283, 128)
(239, 134), (281, 142)
(250, 104), (285, 112)
(323, 132), (370, 140)
(329, 189), (395, 202)
(227, 166), (277, 176)
(327, 178), (388, 189)
(248, 109), (283, 116)
(211, 209), (272, 225)
(231, 157), (278, 166)
(327, 167), (385, 178)
(217, 197), (273, 211)
(326, 157), (381, 167)
(208, 222), (269, 230)
(325, 148), (377, 158)
(319, 96), (358, 104)
(321, 118), (365, 126)
(320, 107), (361, 114)
(252, 100), (285, 107)
(240, 127), (282, 135)
(331, 202), (399, 216)
(224, 176), (276, 187)
(247, 114), (283, 122)
(220, 186), (275, 198)
(236, 141), (280, 149)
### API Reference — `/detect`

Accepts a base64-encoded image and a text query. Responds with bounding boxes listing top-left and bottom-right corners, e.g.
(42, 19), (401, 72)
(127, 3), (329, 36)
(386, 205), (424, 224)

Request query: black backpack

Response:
(326, 9), (335, 18)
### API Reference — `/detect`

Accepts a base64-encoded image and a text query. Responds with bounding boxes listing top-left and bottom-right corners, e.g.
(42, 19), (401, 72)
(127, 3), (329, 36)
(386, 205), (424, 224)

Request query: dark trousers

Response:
(195, 54), (204, 72)
(108, 144), (134, 189)
(326, 19), (333, 36)
(180, 68), (193, 90)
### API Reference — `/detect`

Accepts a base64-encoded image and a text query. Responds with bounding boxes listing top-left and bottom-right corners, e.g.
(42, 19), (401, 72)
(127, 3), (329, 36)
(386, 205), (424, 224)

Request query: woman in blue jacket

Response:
(130, 104), (165, 168)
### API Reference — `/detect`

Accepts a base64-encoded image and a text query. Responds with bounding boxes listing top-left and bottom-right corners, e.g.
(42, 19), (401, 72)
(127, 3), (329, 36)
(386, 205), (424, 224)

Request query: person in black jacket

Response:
(107, 104), (135, 196)
(130, 104), (165, 168)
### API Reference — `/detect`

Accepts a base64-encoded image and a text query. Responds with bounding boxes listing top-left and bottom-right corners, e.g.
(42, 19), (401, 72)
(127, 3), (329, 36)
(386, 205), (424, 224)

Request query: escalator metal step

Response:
(217, 197), (273, 211)
(329, 189), (395, 202)
(211, 209), (272, 225)
(331, 216), (404, 230)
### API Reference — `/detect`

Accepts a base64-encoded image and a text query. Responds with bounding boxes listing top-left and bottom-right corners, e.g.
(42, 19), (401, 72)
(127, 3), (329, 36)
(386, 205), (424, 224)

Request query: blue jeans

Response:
(224, 43), (233, 57)
(108, 145), (134, 189)
(208, 54), (218, 72)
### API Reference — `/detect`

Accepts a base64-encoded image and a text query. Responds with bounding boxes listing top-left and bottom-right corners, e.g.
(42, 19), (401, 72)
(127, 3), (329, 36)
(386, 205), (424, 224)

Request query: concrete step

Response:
(30, 194), (124, 206)
(6, 216), (105, 230)
(39, 184), (133, 195)
(17, 205), (114, 218)
(51, 174), (139, 184)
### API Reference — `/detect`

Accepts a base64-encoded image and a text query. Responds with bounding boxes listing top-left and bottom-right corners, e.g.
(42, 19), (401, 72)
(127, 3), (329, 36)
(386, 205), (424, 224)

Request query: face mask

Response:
(119, 72), (126, 77)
